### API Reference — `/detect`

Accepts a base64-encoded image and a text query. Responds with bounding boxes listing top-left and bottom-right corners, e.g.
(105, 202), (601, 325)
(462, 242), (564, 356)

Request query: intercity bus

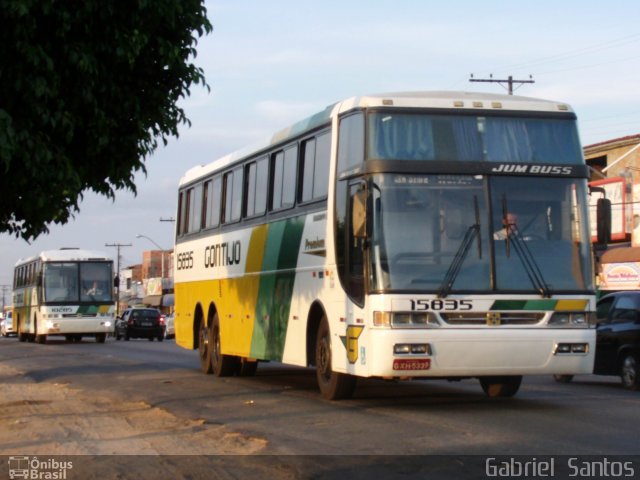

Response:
(13, 248), (115, 343)
(174, 91), (597, 399)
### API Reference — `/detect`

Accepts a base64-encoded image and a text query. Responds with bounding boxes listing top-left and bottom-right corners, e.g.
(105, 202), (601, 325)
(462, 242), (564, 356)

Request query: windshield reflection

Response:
(369, 174), (593, 294)
(44, 262), (113, 303)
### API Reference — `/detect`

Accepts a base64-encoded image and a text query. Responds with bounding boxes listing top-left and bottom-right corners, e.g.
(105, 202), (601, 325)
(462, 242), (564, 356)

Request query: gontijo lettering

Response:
(204, 241), (241, 268)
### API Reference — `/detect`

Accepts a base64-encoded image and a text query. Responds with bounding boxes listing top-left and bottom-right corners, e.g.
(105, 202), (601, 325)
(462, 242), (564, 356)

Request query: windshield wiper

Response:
(438, 196), (482, 298)
(501, 197), (551, 297)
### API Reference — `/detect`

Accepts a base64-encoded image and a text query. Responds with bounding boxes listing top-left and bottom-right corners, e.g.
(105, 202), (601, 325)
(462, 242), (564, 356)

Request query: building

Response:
(584, 134), (640, 291)
(585, 134), (640, 183)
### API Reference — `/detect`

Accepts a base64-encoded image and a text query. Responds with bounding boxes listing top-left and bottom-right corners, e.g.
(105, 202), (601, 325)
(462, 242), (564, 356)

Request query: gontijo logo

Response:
(7, 456), (73, 479)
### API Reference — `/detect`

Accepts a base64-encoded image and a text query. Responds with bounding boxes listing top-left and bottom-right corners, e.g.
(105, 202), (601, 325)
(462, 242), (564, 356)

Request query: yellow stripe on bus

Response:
(218, 225), (269, 357)
(554, 300), (589, 311)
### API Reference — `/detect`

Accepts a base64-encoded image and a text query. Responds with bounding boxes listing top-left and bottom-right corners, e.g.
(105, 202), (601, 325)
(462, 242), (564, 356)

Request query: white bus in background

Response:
(174, 91), (598, 400)
(13, 248), (115, 343)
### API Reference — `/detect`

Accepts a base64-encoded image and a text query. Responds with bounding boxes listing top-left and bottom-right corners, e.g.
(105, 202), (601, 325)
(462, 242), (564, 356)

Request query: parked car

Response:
(115, 307), (165, 341)
(1, 311), (15, 337)
(554, 291), (640, 390)
(163, 313), (175, 339)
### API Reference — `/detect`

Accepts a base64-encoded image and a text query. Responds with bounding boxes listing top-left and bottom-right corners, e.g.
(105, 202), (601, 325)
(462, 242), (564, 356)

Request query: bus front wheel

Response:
(198, 321), (213, 374)
(315, 317), (356, 400)
(479, 376), (522, 398)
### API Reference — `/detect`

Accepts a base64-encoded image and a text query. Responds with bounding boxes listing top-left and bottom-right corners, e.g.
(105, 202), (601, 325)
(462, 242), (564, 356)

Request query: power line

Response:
(490, 33), (640, 74)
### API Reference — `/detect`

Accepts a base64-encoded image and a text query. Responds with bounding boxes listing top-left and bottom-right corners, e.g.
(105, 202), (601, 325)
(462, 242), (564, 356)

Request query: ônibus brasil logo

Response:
(7, 456), (73, 480)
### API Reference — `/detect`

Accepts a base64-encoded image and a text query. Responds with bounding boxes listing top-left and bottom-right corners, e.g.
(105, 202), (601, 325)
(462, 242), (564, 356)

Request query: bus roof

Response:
(179, 90), (574, 186)
(15, 248), (113, 266)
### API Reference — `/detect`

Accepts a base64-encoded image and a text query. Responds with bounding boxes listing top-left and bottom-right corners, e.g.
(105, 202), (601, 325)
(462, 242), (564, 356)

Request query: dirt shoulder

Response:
(0, 363), (267, 456)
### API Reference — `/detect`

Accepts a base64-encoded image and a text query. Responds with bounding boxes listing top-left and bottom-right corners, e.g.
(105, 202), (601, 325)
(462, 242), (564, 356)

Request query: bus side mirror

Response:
(596, 198), (611, 245)
(114, 276), (120, 288)
(352, 190), (368, 239)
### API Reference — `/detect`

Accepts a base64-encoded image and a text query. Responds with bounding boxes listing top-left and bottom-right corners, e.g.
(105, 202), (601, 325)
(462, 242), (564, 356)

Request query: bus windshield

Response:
(369, 174), (593, 294)
(43, 262), (113, 303)
(367, 112), (583, 163)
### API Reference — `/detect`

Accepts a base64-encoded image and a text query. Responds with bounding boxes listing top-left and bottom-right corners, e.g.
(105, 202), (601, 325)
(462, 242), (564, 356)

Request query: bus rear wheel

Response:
(479, 376), (522, 398)
(211, 313), (238, 377)
(315, 317), (356, 400)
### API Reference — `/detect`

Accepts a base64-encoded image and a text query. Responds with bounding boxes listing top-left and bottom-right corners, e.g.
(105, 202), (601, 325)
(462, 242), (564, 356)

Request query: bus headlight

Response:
(548, 312), (593, 328)
(373, 311), (440, 328)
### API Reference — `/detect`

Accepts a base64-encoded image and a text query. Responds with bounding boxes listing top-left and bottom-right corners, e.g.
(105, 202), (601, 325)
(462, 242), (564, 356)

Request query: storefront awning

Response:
(601, 246), (640, 264)
(142, 295), (162, 307)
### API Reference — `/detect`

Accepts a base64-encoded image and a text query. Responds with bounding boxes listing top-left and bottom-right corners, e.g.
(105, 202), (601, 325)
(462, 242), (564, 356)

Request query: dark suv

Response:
(555, 291), (640, 390)
(115, 308), (165, 341)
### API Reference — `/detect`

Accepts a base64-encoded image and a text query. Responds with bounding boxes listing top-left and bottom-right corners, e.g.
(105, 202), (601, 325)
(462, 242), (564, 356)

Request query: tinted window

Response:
(203, 176), (222, 228)
(189, 184), (203, 233)
(223, 167), (243, 223)
(271, 146), (297, 211)
(245, 157), (268, 217)
(300, 132), (330, 203)
(596, 297), (614, 320)
(314, 132), (330, 198)
(337, 112), (364, 175)
(301, 139), (316, 202)
(611, 295), (640, 323)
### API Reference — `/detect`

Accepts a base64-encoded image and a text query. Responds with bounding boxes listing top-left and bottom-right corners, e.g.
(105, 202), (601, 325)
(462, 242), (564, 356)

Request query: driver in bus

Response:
(85, 281), (101, 296)
(493, 212), (519, 240)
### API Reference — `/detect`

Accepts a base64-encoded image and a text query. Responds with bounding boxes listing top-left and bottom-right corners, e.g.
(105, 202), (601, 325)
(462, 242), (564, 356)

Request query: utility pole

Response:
(105, 242), (132, 317)
(0, 284), (10, 312)
(469, 73), (535, 95)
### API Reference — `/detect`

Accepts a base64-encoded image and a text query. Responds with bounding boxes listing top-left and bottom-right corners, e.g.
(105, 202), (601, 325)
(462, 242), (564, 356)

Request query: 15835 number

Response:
(410, 299), (473, 311)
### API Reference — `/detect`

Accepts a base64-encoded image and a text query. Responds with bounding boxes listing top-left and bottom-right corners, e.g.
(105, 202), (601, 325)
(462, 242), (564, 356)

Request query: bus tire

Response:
(211, 313), (238, 377)
(35, 334), (47, 344)
(198, 320), (213, 374)
(479, 376), (522, 398)
(315, 317), (356, 400)
(95, 333), (106, 344)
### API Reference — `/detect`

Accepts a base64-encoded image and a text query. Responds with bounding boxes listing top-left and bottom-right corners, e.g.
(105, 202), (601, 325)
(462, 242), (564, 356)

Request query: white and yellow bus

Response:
(174, 91), (598, 399)
(13, 248), (115, 343)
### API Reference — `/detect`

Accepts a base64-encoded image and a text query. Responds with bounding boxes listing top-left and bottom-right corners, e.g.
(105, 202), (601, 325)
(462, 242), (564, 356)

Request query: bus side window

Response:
(222, 167), (243, 224)
(244, 156), (268, 218)
(188, 183), (203, 233)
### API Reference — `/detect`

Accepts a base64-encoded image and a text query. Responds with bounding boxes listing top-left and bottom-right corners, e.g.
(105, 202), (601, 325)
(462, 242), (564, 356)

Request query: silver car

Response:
(163, 313), (175, 339)
(1, 311), (15, 336)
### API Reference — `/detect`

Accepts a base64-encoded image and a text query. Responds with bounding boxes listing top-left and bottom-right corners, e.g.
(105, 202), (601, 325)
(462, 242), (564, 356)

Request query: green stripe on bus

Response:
(251, 217), (305, 361)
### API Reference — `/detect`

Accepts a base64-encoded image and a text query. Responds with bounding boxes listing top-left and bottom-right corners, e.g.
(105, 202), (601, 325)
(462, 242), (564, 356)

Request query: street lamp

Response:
(136, 234), (166, 279)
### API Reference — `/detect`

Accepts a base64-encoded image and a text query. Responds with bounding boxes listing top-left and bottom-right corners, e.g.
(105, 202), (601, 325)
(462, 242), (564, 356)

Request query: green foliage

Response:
(0, 0), (212, 239)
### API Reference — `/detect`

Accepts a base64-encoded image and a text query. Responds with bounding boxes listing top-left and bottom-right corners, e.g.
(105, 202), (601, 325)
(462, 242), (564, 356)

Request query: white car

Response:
(1, 311), (15, 336)
(163, 313), (175, 339)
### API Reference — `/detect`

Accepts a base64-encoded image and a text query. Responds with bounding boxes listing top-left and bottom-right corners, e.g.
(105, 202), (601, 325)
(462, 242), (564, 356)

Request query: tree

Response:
(0, 0), (213, 239)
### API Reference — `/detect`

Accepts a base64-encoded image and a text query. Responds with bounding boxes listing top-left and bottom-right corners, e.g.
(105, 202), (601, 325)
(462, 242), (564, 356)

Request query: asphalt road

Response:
(1, 335), (639, 479)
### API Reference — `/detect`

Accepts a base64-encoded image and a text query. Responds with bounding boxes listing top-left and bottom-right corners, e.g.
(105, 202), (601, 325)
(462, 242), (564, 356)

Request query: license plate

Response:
(393, 358), (431, 371)
(141, 322), (152, 327)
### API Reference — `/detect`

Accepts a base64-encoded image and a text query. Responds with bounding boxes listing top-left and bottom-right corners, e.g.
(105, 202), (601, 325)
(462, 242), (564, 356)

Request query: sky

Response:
(2, 0), (640, 292)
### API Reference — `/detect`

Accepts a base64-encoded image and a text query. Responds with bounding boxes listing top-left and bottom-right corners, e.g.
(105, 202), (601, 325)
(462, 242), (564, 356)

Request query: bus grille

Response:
(440, 312), (544, 326)
(62, 313), (97, 318)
